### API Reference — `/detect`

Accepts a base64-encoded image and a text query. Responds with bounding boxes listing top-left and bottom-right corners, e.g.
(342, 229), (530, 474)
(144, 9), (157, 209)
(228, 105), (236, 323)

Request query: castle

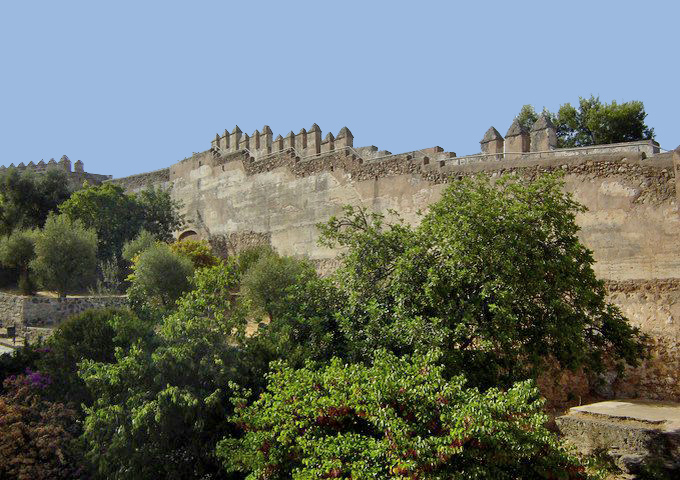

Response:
(6, 119), (679, 398)
(0, 155), (112, 188)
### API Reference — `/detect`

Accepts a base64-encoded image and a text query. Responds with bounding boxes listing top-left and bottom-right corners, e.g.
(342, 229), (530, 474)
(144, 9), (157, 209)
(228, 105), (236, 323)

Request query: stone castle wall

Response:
(0, 155), (112, 188)
(111, 122), (680, 400)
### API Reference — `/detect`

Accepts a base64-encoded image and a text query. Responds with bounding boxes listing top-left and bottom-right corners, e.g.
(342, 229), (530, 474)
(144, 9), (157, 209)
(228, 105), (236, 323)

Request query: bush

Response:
(319, 175), (646, 388)
(169, 239), (220, 269)
(31, 215), (98, 297)
(0, 229), (37, 294)
(127, 243), (194, 308)
(121, 230), (158, 263)
(0, 373), (88, 479)
(38, 308), (152, 408)
(240, 251), (313, 320)
(220, 351), (595, 479)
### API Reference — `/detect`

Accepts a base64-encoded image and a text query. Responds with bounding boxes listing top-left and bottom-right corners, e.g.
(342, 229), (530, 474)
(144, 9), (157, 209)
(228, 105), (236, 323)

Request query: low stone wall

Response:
(0, 292), (128, 330)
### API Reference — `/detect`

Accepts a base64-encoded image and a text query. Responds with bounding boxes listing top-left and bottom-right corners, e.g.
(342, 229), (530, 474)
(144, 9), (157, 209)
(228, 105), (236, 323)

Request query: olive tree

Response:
(30, 215), (97, 297)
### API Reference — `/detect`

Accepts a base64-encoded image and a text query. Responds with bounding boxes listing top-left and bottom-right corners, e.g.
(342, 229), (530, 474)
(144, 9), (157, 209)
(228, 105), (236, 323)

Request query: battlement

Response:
(210, 124), (354, 159)
(0, 155), (111, 186)
(0, 155), (88, 174)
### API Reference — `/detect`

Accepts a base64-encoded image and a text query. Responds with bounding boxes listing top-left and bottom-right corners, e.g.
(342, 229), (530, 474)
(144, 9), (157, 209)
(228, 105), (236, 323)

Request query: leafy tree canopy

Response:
(0, 168), (72, 235)
(0, 228), (38, 293)
(59, 183), (183, 261)
(80, 263), (246, 480)
(220, 351), (595, 479)
(127, 243), (194, 310)
(515, 96), (654, 148)
(319, 174), (646, 388)
(169, 239), (220, 269)
(31, 214), (98, 297)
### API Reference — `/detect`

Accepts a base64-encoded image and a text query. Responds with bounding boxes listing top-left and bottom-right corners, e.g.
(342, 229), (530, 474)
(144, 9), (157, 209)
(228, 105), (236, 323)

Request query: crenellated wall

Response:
(110, 123), (680, 401)
(0, 155), (112, 187)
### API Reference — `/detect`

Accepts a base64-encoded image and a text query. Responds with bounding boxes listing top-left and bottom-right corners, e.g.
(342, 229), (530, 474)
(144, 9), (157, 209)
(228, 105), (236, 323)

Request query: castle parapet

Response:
(530, 114), (557, 152)
(0, 157), (87, 175)
(504, 119), (530, 159)
(480, 127), (504, 155)
(211, 124), (354, 159)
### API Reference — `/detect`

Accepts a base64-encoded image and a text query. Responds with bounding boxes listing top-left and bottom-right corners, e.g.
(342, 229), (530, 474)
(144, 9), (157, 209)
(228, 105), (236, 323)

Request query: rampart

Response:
(112, 121), (680, 400)
(0, 155), (112, 187)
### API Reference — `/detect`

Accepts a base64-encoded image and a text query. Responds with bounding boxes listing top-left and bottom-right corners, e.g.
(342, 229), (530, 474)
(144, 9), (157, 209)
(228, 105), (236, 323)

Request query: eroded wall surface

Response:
(113, 145), (680, 399)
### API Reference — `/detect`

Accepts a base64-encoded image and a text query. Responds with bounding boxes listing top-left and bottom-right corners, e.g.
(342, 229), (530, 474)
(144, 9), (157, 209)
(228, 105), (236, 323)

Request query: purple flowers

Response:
(23, 368), (52, 389)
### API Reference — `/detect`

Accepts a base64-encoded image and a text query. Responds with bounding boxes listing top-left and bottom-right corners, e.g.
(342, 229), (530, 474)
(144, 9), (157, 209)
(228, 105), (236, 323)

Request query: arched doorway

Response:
(178, 230), (199, 242)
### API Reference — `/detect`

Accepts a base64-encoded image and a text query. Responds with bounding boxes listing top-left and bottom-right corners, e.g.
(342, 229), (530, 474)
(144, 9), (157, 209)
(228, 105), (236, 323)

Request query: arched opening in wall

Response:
(178, 230), (199, 242)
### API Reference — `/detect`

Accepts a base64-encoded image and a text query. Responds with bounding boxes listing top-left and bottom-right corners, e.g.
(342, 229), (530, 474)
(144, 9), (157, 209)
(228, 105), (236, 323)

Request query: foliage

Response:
(516, 104), (539, 132)
(122, 229), (158, 262)
(235, 245), (275, 275)
(59, 183), (183, 262)
(319, 175), (646, 388)
(169, 239), (220, 269)
(31, 214), (98, 297)
(0, 228), (38, 294)
(37, 308), (153, 409)
(89, 255), (124, 295)
(220, 351), (595, 479)
(127, 243), (194, 310)
(59, 182), (143, 261)
(0, 373), (88, 480)
(242, 260), (347, 376)
(240, 251), (314, 319)
(0, 343), (43, 394)
(0, 167), (72, 236)
(136, 186), (184, 242)
(515, 96), (654, 148)
(80, 263), (246, 480)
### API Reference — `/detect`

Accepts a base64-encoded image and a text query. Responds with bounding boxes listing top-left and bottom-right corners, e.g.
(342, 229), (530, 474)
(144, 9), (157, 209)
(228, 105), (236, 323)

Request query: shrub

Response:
(38, 308), (152, 408)
(0, 373), (88, 479)
(121, 229), (158, 263)
(127, 243), (194, 308)
(220, 351), (595, 479)
(0, 229), (37, 294)
(169, 239), (220, 269)
(30, 215), (97, 297)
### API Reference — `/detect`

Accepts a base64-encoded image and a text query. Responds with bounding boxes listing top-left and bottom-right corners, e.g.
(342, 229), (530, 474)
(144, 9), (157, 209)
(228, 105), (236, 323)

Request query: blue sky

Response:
(0, 1), (677, 178)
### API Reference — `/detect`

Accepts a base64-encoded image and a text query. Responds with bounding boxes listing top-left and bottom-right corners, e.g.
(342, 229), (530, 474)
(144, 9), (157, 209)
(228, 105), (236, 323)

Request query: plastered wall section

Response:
(168, 150), (679, 283)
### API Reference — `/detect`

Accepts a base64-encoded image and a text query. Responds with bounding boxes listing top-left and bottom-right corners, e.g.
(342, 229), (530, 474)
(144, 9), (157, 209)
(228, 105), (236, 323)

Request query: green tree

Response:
(319, 175), (645, 388)
(59, 183), (143, 261)
(136, 186), (184, 242)
(240, 251), (315, 320)
(122, 229), (158, 263)
(0, 228), (38, 294)
(0, 167), (72, 235)
(516, 96), (654, 148)
(515, 104), (539, 132)
(127, 243), (194, 310)
(37, 308), (153, 409)
(80, 263), (246, 480)
(169, 239), (220, 269)
(31, 215), (98, 297)
(219, 351), (595, 479)
(242, 257), (347, 379)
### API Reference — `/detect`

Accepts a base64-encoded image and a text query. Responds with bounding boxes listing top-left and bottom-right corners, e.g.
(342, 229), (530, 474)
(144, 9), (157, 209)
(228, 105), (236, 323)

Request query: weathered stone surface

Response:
(108, 128), (680, 403)
(0, 292), (127, 331)
(557, 400), (680, 476)
(530, 113), (557, 152)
